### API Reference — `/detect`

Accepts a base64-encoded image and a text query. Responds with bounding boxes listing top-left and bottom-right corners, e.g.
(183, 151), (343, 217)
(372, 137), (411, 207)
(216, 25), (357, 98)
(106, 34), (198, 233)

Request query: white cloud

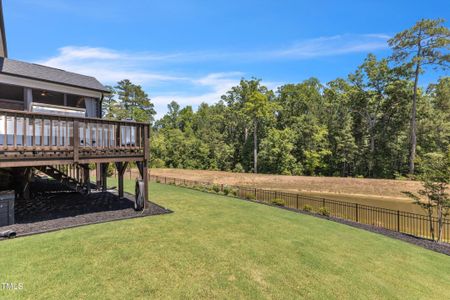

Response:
(268, 34), (390, 59)
(37, 47), (245, 117)
(37, 46), (186, 85)
(35, 33), (389, 118)
(152, 72), (243, 116)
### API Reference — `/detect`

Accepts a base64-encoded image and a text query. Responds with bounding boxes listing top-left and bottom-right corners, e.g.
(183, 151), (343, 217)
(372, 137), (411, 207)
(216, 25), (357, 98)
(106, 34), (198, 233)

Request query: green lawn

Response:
(1, 182), (450, 299)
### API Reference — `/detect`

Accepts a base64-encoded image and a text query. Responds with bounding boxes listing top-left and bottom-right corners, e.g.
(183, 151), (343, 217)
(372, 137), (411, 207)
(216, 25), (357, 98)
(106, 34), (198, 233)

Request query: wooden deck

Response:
(0, 108), (150, 167)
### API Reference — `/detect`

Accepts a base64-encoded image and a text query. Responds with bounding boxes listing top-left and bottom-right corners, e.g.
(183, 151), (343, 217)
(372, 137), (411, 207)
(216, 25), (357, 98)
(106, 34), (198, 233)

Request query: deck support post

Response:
(13, 167), (33, 201)
(101, 163), (108, 192)
(82, 164), (91, 194)
(136, 161), (149, 209)
(115, 162), (128, 198)
(96, 163), (102, 190)
(23, 167), (33, 201)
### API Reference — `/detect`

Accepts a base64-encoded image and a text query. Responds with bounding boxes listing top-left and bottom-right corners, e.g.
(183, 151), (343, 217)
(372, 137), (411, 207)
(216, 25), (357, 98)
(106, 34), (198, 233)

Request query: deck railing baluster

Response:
(13, 114), (17, 148)
(3, 113), (7, 148)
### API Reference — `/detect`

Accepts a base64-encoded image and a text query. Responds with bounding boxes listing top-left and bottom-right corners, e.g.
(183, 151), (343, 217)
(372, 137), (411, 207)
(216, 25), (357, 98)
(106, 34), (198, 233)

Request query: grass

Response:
(150, 168), (427, 214)
(1, 181), (450, 299)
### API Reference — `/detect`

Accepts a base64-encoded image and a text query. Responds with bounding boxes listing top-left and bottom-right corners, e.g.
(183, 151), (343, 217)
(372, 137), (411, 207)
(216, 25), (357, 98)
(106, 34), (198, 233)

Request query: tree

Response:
(417, 77), (450, 156)
(259, 128), (301, 175)
(155, 101), (181, 130)
(221, 79), (274, 172)
(323, 79), (358, 176)
(101, 85), (118, 119)
(115, 79), (156, 123)
(388, 18), (450, 174)
(404, 151), (450, 242)
(242, 91), (277, 173)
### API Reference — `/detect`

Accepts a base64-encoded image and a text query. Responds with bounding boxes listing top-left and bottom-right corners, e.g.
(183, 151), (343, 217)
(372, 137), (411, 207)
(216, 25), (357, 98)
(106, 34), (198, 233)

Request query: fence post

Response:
(296, 194), (299, 210)
(322, 198), (326, 208)
(355, 203), (359, 222)
(397, 210), (400, 232)
(254, 188), (257, 200)
(165, 177), (167, 184)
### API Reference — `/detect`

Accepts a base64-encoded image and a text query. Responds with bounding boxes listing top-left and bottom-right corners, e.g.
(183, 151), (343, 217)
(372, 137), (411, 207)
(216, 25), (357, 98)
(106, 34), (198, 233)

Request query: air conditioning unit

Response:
(0, 191), (14, 227)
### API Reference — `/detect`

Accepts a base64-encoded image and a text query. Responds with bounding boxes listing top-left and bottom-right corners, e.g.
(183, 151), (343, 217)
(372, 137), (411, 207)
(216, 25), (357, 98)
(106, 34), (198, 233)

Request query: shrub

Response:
(244, 192), (256, 200)
(230, 188), (239, 197)
(318, 207), (331, 217)
(303, 204), (313, 212)
(150, 158), (166, 168)
(156, 179), (161, 184)
(233, 163), (245, 173)
(106, 164), (115, 177)
(271, 198), (285, 206)
(223, 186), (231, 196)
(212, 185), (221, 193)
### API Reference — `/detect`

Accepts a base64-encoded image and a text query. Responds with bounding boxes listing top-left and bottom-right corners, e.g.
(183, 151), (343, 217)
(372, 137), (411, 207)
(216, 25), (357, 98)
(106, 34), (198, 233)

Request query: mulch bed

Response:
(0, 191), (171, 240)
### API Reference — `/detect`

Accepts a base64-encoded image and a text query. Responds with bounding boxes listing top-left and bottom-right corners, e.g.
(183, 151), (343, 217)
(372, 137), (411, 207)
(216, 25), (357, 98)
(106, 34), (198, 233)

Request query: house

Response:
(0, 0), (149, 214)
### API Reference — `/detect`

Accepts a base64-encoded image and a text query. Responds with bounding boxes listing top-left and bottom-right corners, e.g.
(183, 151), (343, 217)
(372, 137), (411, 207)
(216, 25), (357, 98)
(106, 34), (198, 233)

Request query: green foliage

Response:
(271, 198), (285, 206)
(96, 19), (449, 181)
(404, 150), (450, 242)
(233, 163), (245, 173)
(115, 79), (156, 123)
(259, 128), (302, 175)
(149, 71), (448, 178)
(106, 164), (115, 177)
(223, 186), (231, 196)
(244, 192), (256, 200)
(212, 185), (221, 193)
(318, 207), (331, 217)
(101, 80), (156, 123)
(388, 18), (450, 174)
(303, 205), (313, 212)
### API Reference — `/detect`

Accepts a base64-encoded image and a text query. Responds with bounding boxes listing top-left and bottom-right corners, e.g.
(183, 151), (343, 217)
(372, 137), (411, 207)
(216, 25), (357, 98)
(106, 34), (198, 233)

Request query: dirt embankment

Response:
(149, 168), (425, 214)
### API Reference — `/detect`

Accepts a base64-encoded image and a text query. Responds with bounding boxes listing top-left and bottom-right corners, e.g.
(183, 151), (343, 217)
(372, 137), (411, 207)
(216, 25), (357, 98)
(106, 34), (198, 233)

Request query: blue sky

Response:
(3, 0), (449, 117)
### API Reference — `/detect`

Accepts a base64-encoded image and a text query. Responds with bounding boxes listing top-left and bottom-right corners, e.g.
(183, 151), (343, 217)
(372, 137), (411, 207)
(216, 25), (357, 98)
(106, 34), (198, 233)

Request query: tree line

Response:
(103, 19), (449, 179)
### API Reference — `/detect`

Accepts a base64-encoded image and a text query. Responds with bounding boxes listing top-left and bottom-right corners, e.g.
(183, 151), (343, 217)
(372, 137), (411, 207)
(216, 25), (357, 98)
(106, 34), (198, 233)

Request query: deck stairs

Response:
(34, 165), (85, 193)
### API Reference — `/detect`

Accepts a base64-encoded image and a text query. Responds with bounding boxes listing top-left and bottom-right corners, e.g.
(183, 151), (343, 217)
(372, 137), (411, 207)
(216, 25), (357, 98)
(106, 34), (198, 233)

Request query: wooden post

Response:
(115, 162), (128, 198)
(101, 163), (108, 192)
(137, 160), (149, 209)
(13, 168), (32, 201)
(96, 163), (102, 190)
(83, 164), (91, 194)
(23, 168), (32, 201)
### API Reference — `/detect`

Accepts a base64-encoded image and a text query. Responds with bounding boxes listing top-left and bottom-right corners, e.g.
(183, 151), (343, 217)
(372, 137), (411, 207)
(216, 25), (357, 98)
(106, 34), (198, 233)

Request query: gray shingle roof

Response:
(0, 57), (109, 93)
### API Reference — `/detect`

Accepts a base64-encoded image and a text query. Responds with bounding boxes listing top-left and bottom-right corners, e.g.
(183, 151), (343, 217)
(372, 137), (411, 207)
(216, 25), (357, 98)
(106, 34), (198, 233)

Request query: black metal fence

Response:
(149, 174), (450, 244)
